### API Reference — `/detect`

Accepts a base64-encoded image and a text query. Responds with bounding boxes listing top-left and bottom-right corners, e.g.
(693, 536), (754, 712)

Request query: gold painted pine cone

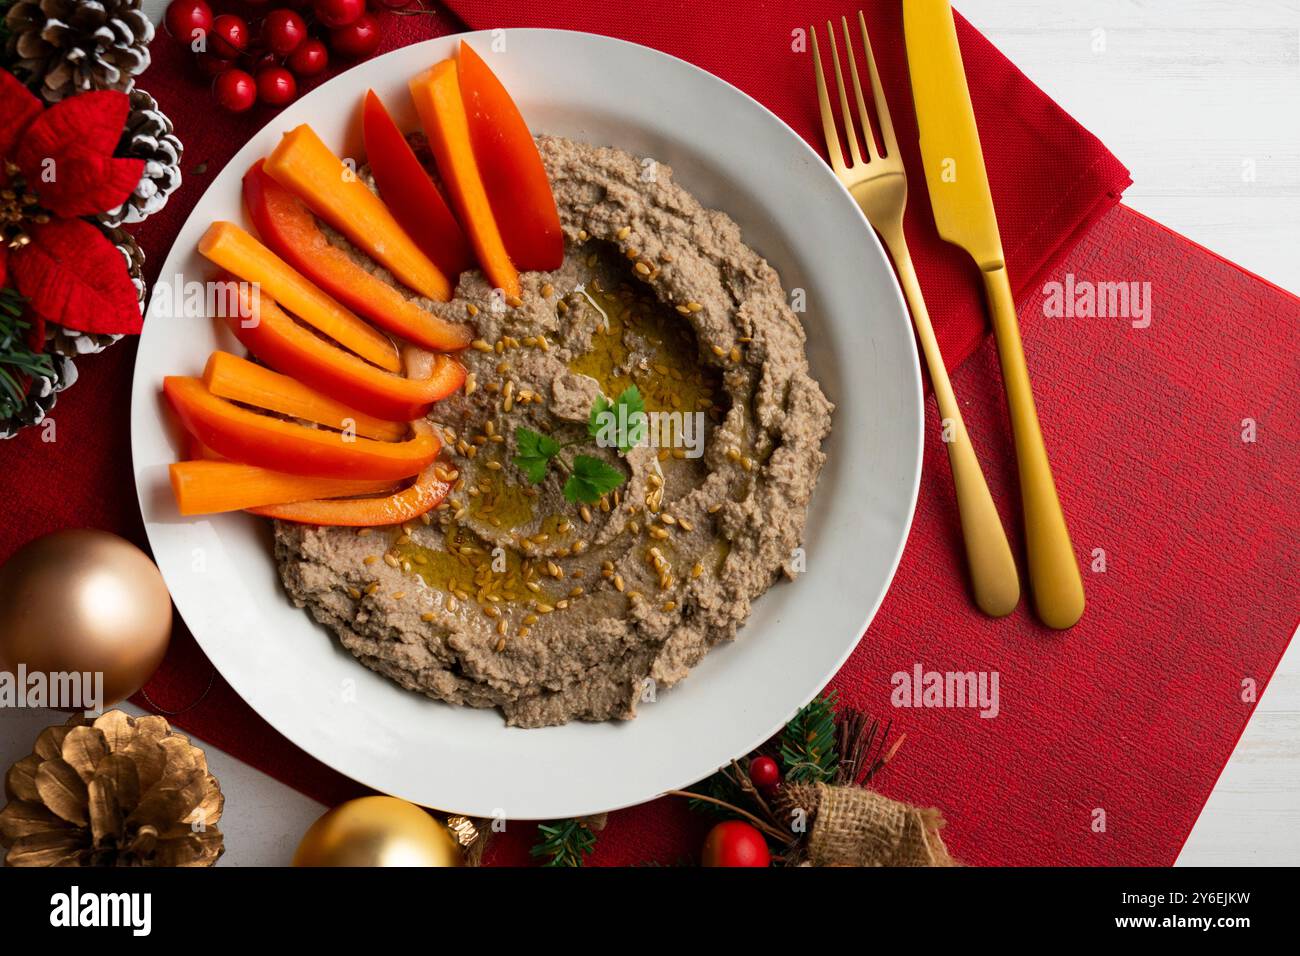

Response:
(0, 711), (224, 867)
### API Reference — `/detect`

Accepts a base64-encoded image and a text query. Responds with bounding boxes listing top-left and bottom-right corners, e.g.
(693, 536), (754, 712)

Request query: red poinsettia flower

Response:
(0, 69), (145, 336)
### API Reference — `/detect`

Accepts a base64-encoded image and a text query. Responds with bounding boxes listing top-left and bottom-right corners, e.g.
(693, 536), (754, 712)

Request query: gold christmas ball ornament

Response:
(0, 530), (172, 706)
(293, 796), (464, 867)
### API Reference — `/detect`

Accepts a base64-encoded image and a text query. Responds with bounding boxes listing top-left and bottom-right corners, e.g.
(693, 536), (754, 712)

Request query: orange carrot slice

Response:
(264, 124), (453, 302)
(410, 59), (521, 298)
(220, 280), (465, 421)
(249, 422), (453, 526)
(163, 376), (439, 481)
(203, 351), (408, 442)
(170, 460), (399, 516)
(199, 221), (399, 372)
(242, 161), (472, 351)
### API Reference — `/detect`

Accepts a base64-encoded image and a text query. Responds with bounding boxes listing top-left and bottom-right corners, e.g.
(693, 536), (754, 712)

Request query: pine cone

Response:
(0, 348), (76, 440)
(0, 711), (225, 867)
(100, 88), (183, 227)
(4, 0), (154, 103)
(46, 224), (142, 356)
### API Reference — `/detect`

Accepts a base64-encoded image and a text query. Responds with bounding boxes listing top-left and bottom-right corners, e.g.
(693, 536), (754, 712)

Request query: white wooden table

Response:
(15, 0), (1286, 866)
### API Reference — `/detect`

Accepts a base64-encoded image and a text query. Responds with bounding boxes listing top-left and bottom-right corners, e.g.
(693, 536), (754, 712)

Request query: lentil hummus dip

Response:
(274, 135), (834, 727)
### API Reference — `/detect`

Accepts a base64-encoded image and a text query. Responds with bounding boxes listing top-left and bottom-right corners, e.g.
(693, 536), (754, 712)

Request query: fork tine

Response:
(810, 25), (846, 171)
(826, 21), (863, 167)
(840, 16), (878, 161)
(858, 10), (898, 158)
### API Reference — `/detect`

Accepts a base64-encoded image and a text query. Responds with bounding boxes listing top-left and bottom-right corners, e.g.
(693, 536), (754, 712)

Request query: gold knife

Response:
(902, 0), (1085, 629)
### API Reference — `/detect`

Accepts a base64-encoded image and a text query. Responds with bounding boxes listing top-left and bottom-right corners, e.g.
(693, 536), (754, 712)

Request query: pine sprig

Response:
(685, 766), (750, 817)
(779, 690), (840, 783)
(0, 289), (53, 421)
(530, 819), (598, 867)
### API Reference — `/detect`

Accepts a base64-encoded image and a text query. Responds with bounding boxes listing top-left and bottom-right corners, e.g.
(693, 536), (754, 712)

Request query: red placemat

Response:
(1, 3), (1295, 865)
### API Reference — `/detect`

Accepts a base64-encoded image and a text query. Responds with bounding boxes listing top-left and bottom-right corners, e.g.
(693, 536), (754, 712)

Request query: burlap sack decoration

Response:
(787, 783), (956, 867)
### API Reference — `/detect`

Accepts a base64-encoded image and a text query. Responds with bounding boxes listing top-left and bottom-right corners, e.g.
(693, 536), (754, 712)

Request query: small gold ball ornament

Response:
(0, 530), (172, 706)
(293, 796), (464, 867)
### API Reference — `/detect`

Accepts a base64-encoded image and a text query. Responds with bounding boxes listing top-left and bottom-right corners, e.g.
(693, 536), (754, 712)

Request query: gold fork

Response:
(812, 13), (1019, 617)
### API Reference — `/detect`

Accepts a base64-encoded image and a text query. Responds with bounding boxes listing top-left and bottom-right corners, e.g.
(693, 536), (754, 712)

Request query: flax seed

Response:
(471, 338), (492, 352)
(364, 555), (379, 566)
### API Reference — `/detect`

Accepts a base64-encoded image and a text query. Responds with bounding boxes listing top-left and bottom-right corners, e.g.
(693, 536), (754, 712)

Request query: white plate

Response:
(130, 29), (922, 819)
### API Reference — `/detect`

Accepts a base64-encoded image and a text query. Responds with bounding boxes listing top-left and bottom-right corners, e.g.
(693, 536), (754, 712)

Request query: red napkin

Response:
(1, 3), (1293, 865)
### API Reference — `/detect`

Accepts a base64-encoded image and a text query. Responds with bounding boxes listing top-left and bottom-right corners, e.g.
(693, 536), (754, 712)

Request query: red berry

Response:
(263, 8), (307, 57)
(213, 69), (257, 112)
(195, 51), (233, 77)
(256, 66), (298, 106)
(376, 0), (412, 7)
(287, 38), (329, 76)
(313, 0), (365, 29)
(165, 0), (213, 45)
(209, 14), (249, 59)
(701, 821), (770, 868)
(329, 12), (380, 58)
(748, 755), (780, 789)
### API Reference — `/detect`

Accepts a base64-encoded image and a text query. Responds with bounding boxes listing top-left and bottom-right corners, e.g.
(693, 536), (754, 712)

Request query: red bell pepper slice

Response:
(458, 41), (564, 272)
(363, 90), (474, 279)
(242, 160), (473, 352)
(163, 376), (439, 481)
(249, 422), (454, 527)
(221, 279), (465, 422)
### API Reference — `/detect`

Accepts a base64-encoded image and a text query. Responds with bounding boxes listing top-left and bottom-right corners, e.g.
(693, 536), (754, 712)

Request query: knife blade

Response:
(902, 0), (1004, 270)
(902, 0), (1086, 629)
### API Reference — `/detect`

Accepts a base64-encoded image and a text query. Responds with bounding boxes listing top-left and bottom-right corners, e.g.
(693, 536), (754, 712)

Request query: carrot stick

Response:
(203, 351), (408, 441)
(199, 221), (400, 372)
(264, 124), (453, 302)
(410, 59), (521, 298)
(170, 460), (399, 516)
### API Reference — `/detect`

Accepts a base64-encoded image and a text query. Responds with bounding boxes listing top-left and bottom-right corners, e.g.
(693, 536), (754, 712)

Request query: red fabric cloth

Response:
(1, 3), (1294, 865)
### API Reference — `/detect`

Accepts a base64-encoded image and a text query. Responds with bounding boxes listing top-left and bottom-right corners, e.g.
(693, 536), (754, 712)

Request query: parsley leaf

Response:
(513, 427), (561, 483)
(587, 385), (646, 454)
(563, 454), (627, 504)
